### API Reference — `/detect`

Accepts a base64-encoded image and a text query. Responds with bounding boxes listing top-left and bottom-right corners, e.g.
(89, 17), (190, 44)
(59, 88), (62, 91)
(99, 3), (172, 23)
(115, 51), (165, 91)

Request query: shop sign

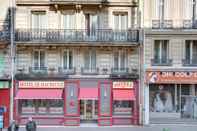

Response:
(113, 82), (134, 89)
(146, 71), (197, 84)
(19, 81), (64, 89)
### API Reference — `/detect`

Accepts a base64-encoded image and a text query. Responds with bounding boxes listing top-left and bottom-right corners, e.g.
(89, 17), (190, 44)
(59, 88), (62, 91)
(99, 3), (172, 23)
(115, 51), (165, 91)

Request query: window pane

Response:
(91, 50), (96, 69)
(114, 52), (119, 69)
(114, 14), (119, 30)
(84, 51), (90, 69)
(63, 51), (68, 69)
(40, 51), (45, 67)
(185, 41), (191, 60)
(69, 51), (73, 69)
(121, 14), (128, 30)
(161, 40), (168, 62)
(193, 41), (197, 60)
(154, 40), (160, 60)
(34, 51), (39, 67)
(120, 51), (126, 68)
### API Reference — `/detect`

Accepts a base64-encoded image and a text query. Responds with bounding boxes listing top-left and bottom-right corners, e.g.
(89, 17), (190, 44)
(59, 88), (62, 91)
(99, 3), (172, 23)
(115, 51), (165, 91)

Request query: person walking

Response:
(8, 120), (19, 131)
(25, 117), (36, 131)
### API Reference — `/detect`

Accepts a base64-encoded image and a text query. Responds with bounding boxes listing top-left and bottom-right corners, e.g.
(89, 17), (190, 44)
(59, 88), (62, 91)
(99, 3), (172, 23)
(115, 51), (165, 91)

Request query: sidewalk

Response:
(2, 124), (197, 131)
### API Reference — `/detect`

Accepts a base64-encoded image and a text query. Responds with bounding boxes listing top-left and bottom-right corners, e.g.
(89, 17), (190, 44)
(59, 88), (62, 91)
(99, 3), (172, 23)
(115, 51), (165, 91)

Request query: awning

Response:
(79, 88), (98, 100)
(15, 89), (63, 99)
(113, 90), (135, 100)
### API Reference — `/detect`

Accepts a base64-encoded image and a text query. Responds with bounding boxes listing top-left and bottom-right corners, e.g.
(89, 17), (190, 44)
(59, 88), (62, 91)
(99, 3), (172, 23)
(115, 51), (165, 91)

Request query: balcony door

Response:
(113, 12), (128, 41)
(31, 11), (47, 40)
(84, 50), (96, 71)
(85, 14), (98, 40)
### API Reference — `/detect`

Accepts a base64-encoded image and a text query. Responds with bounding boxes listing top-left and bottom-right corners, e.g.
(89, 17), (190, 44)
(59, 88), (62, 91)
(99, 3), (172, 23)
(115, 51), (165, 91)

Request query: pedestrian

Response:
(8, 120), (19, 131)
(25, 117), (36, 131)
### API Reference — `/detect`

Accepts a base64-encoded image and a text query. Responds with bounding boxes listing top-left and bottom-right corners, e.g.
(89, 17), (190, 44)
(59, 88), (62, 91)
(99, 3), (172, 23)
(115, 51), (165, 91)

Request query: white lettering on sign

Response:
(113, 82), (133, 89)
(18, 81), (64, 89)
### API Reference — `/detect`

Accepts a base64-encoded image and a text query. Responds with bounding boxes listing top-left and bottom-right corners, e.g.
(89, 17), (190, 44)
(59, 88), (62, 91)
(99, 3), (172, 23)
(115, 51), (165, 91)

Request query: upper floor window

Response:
(63, 50), (73, 69)
(84, 50), (96, 69)
(85, 14), (98, 36)
(33, 50), (45, 68)
(31, 11), (46, 29)
(62, 14), (76, 29)
(152, 40), (171, 65)
(184, 40), (197, 65)
(113, 50), (127, 69)
(113, 12), (128, 30)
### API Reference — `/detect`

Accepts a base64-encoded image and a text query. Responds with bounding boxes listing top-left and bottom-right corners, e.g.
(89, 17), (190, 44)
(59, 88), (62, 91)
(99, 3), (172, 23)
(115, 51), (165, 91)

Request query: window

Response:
(84, 50), (96, 69)
(113, 51), (127, 69)
(20, 100), (63, 115)
(185, 40), (197, 63)
(113, 12), (128, 30)
(113, 101), (132, 115)
(85, 14), (98, 36)
(63, 50), (73, 69)
(33, 50), (45, 68)
(62, 14), (76, 29)
(31, 11), (46, 29)
(154, 40), (169, 63)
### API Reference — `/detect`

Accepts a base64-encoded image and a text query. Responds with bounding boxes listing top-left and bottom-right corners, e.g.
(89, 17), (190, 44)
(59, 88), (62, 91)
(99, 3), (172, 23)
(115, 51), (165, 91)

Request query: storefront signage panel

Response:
(65, 82), (79, 116)
(99, 82), (111, 116)
(113, 82), (133, 89)
(146, 71), (197, 84)
(18, 81), (64, 88)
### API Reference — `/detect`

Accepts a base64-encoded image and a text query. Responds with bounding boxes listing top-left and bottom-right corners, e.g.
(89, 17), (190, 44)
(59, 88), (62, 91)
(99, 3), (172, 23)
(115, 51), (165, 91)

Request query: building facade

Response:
(14, 0), (141, 126)
(0, 0), (11, 128)
(144, 0), (197, 124)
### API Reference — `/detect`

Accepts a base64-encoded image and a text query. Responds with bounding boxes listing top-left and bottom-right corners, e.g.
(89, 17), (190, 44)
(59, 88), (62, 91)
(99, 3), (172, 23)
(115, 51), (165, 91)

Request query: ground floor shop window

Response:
(113, 101), (132, 115)
(19, 100), (63, 115)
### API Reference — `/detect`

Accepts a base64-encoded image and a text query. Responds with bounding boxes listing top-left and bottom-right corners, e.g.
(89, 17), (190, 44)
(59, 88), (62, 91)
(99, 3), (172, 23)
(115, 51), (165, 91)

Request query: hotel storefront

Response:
(146, 71), (197, 122)
(14, 79), (139, 126)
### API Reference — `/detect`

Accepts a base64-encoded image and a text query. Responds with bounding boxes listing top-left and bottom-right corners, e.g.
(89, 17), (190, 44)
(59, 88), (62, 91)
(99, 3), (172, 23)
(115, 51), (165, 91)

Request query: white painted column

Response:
(144, 84), (149, 125)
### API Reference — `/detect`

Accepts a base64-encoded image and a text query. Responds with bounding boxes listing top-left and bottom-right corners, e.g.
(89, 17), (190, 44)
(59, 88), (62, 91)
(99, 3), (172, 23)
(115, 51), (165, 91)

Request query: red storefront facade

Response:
(14, 79), (139, 126)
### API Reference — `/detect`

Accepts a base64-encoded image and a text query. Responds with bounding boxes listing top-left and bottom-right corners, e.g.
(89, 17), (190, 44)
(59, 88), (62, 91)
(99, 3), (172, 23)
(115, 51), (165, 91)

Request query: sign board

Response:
(146, 71), (197, 84)
(18, 81), (64, 89)
(113, 82), (134, 89)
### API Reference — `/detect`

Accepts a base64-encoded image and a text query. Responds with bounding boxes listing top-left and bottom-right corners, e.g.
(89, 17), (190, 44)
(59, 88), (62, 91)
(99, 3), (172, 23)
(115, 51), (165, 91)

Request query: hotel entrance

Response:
(80, 100), (98, 123)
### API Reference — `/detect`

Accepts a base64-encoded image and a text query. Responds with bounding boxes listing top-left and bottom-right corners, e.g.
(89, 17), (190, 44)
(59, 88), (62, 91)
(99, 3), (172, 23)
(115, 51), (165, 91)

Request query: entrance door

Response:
(80, 100), (98, 122)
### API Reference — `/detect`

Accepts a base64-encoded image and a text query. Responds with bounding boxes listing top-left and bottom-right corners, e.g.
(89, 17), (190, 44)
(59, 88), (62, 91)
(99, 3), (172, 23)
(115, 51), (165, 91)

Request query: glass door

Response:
(80, 100), (98, 121)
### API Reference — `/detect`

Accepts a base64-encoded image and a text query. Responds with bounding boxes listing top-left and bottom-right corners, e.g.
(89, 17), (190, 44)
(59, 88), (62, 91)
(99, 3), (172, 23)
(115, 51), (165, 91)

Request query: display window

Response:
(19, 100), (64, 115)
(113, 101), (132, 115)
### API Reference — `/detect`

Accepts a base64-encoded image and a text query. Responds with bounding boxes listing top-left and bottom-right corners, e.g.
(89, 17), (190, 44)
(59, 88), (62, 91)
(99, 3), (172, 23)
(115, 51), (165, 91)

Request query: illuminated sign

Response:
(113, 82), (133, 89)
(18, 81), (64, 88)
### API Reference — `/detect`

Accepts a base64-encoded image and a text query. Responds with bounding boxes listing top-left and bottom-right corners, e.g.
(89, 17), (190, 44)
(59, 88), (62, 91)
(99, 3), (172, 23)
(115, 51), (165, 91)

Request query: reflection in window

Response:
(113, 101), (132, 115)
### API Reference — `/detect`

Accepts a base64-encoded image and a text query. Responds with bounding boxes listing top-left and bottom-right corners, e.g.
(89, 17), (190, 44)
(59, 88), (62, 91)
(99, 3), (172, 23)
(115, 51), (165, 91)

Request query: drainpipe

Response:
(10, 0), (15, 123)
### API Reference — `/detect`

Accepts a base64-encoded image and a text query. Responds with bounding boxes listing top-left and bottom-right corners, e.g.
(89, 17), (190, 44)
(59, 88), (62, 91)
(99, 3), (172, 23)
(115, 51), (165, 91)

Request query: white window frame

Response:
(62, 49), (73, 70)
(154, 40), (169, 60)
(33, 50), (46, 68)
(113, 12), (128, 30)
(31, 11), (47, 29)
(113, 50), (127, 69)
(84, 50), (96, 69)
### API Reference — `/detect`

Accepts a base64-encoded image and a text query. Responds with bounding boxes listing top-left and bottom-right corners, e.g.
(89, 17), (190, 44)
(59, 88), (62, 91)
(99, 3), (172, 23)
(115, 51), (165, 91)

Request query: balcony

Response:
(183, 20), (197, 29)
(151, 59), (173, 66)
(15, 29), (139, 44)
(182, 59), (197, 66)
(110, 67), (138, 78)
(58, 67), (76, 75)
(29, 66), (48, 75)
(152, 20), (173, 29)
(50, 0), (108, 5)
(81, 67), (99, 75)
(111, 68), (129, 75)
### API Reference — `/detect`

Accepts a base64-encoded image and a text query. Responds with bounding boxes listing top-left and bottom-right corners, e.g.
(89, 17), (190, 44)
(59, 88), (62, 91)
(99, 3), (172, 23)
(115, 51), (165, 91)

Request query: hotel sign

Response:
(18, 81), (64, 89)
(146, 71), (197, 84)
(113, 82), (134, 89)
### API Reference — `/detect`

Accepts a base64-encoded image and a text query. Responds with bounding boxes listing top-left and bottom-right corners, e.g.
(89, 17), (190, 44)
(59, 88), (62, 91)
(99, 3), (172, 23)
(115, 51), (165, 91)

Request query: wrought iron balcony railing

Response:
(151, 59), (173, 66)
(111, 68), (129, 75)
(29, 66), (48, 74)
(0, 30), (10, 41)
(152, 20), (173, 29)
(183, 20), (197, 29)
(15, 29), (139, 43)
(58, 67), (76, 75)
(81, 67), (99, 75)
(182, 59), (197, 66)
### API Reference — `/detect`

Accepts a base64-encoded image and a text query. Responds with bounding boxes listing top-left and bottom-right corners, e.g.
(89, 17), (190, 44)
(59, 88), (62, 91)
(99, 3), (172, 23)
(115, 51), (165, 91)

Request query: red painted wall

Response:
(0, 89), (10, 128)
